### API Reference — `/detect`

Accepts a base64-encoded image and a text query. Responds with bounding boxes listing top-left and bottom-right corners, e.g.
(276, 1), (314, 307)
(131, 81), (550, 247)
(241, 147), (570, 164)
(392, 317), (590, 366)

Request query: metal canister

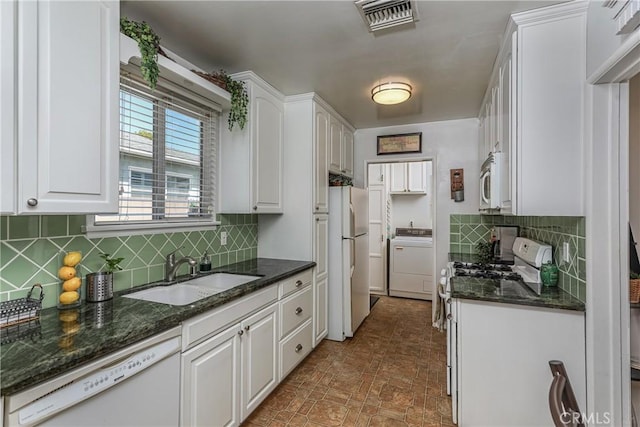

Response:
(85, 272), (114, 302)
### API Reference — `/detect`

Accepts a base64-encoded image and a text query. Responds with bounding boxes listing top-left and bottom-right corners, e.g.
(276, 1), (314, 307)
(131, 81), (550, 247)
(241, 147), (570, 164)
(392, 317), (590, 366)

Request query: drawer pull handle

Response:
(295, 344), (303, 353)
(295, 307), (303, 315)
(27, 198), (38, 207)
(244, 325), (250, 331)
(295, 280), (303, 287)
(238, 330), (244, 336)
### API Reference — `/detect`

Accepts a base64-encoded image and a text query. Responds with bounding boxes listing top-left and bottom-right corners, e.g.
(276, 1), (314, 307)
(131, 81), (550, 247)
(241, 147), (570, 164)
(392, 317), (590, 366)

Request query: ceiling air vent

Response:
(355, 0), (418, 33)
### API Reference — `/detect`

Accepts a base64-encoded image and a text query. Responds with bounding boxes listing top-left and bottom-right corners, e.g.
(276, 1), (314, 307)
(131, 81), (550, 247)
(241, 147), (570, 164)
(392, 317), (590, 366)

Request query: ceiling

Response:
(121, 1), (562, 129)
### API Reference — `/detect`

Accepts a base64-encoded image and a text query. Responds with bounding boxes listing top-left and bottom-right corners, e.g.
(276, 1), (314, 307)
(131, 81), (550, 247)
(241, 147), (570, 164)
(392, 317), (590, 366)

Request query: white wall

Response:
(391, 194), (432, 231)
(354, 118), (479, 283)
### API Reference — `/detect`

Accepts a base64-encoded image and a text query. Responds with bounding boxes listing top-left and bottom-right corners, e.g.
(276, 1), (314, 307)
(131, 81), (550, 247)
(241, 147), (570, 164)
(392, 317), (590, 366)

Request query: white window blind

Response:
(95, 74), (218, 225)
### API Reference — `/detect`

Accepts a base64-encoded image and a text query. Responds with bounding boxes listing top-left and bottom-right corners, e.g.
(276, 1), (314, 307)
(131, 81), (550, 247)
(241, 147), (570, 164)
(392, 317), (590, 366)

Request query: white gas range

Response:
(438, 237), (553, 423)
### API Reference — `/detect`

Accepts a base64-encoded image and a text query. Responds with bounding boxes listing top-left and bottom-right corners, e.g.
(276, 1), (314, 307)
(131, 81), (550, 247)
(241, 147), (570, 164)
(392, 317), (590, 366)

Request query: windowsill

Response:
(83, 217), (221, 238)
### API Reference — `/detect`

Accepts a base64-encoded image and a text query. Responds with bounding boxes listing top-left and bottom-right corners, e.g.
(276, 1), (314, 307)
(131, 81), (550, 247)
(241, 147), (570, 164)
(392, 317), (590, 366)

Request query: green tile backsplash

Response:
(450, 214), (586, 302)
(0, 215), (258, 309)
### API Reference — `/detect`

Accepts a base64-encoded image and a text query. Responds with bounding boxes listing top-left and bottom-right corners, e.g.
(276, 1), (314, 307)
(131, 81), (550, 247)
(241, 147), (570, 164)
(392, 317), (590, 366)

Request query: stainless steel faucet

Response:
(165, 248), (198, 283)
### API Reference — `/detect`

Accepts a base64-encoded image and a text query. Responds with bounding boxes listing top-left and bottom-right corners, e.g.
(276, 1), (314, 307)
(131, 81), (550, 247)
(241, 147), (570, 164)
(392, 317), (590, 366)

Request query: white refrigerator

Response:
(327, 186), (370, 341)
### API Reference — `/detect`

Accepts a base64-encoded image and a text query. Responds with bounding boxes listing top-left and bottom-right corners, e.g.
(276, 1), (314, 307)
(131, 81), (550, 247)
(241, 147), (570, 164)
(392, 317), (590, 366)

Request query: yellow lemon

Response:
(59, 291), (79, 305)
(62, 277), (82, 292)
(58, 266), (76, 281)
(63, 251), (82, 267)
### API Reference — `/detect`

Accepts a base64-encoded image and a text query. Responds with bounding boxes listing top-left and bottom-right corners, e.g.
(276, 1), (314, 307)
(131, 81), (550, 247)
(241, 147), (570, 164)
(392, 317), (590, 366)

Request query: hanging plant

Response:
(192, 69), (249, 131)
(120, 17), (161, 90)
(218, 70), (249, 131)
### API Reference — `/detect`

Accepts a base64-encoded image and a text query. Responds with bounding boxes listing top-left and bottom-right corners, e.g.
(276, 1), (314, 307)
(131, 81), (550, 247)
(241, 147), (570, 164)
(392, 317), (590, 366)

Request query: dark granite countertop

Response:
(451, 276), (585, 311)
(0, 258), (315, 396)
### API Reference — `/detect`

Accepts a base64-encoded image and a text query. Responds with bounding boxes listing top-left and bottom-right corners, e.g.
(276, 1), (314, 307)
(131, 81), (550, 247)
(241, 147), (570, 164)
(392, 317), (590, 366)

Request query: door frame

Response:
(364, 157), (437, 304)
(586, 38), (639, 425)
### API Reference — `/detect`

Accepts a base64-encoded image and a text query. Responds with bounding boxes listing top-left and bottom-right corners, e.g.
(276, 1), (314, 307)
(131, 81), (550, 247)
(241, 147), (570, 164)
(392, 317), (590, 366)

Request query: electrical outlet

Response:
(562, 241), (570, 263)
(221, 231), (227, 246)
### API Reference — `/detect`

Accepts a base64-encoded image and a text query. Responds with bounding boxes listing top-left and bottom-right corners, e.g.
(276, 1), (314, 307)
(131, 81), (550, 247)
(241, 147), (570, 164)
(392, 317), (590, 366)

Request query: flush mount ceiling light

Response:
(371, 82), (412, 105)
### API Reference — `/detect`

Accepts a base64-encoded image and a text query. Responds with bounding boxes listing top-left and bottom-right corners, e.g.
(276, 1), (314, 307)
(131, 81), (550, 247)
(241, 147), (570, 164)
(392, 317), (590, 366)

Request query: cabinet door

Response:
(0, 1), (16, 214)
(368, 181), (386, 294)
(314, 214), (328, 279)
(490, 86), (498, 152)
(314, 276), (328, 345)
(181, 324), (241, 427)
(341, 127), (354, 177)
(500, 41), (515, 215)
(252, 84), (283, 213)
(241, 303), (278, 420)
(407, 162), (427, 193)
(484, 103), (492, 158)
(328, 115), (342, 174)
(390, 163), (407, 193)
(478, 114), (486, 167)
(17, 0), (118, 214)
(314, 104), (329, 213)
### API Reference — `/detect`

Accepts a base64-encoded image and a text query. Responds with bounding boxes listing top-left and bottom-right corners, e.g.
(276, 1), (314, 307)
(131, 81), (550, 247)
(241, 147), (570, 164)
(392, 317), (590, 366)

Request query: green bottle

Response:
(540, 262), (559, 286)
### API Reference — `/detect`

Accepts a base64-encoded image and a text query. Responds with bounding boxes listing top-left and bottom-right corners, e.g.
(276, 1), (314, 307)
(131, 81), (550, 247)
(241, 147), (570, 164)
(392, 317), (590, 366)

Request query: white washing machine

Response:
(389, 229), (434, 301)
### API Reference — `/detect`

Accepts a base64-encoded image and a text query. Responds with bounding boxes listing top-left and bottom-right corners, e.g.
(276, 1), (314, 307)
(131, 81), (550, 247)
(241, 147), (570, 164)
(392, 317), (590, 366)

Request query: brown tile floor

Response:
(242, 296), (454, 427)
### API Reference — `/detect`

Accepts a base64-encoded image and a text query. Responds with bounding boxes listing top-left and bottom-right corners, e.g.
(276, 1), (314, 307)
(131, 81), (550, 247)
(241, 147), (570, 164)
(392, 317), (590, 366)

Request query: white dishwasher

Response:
(5, 326), (181, 427)
(389, 228), (434, 301)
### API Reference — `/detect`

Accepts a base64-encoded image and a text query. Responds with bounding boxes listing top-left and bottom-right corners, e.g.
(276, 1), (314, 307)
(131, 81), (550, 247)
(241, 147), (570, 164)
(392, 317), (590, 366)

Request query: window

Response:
(93, 73), (219, 229)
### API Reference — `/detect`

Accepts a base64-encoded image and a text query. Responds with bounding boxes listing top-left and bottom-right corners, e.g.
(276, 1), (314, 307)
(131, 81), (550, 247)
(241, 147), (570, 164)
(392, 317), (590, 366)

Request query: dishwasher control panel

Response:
(17, 336), (180, 426)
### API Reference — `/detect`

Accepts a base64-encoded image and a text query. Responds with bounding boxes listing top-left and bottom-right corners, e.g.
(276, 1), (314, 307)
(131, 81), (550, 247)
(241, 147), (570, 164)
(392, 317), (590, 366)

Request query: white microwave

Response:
(479, 152), (503, 212)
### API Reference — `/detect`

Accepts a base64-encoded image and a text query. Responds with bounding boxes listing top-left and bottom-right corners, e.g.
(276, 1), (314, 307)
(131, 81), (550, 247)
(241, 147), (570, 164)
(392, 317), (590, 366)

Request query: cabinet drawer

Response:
(279, 319), (312, 380)
(182, 285), (278, 351)
(278, 269), (312, 298)
(280, 286), (312, 338)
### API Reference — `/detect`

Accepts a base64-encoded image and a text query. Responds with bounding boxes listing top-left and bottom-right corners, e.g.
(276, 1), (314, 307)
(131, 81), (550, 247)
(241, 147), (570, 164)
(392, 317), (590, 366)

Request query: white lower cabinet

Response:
(241, 303), (279, 419)
(181, 301), (278, 426)
(280, 320), (313, 380)
(181, 269), (316, 426)
(278, 276), (315, 380)
(181, 324), (241, 427)
(455, 299), (585, 426)
(314, 276), (328, 345)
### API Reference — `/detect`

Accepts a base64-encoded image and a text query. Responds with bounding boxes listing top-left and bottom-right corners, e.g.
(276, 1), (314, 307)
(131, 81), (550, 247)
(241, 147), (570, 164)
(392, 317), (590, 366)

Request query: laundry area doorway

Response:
(366, 159), (435, 301)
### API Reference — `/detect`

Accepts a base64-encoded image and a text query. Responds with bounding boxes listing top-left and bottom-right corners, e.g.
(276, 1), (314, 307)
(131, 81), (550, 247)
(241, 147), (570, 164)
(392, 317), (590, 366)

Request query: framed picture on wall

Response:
(377, 132), (422, 155)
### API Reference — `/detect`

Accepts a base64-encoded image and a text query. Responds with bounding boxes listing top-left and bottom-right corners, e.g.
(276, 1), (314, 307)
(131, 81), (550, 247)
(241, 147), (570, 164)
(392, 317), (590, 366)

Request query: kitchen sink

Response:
(184, 273), (261, 291)
(122, 273), (261, 306)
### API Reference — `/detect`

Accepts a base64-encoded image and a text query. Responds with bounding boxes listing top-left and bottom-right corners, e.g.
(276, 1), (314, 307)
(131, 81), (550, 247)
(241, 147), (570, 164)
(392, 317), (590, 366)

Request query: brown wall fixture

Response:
(450, 168), (464, 202)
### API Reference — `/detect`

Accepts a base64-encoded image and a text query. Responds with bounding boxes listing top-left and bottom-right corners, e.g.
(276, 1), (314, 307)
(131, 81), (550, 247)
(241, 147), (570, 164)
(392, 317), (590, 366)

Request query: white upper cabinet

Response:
(220, 72), (284, 214)
(8, 0), (119, 214)
(499, 32), (516, 216)
(342, 128), (354, 178)
(1, 1), (17, 214)
(314, 103), (329, 214)
(480, 2), (587, 216)
(390, 162), (427, 194)
(327, 113), (355, 178)
(328, 115), (342, 175)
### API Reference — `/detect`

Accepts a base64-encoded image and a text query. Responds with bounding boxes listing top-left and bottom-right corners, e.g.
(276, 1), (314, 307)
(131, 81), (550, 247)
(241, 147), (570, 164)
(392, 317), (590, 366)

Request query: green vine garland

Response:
(120, 17), (161, 90)
(218, 70), (249, 131)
